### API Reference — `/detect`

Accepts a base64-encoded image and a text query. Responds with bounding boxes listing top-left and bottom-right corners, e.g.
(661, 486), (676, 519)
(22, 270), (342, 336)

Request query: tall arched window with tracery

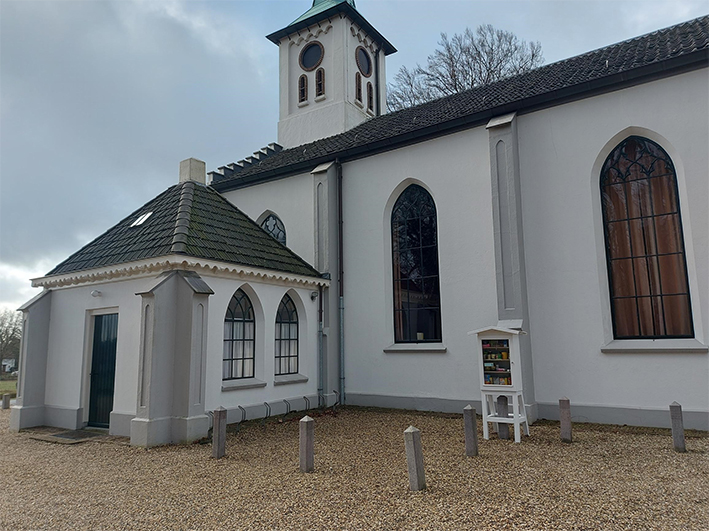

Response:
(223, 289), (255, 380)
(275, 294), (299, 375)
(601, 136), (693, 339)
(260, 213), (286, 246)
(391, 184), (442, 343)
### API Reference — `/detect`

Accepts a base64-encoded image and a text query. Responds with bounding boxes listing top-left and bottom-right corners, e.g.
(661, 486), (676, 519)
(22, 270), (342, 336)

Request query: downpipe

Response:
(336, 159), (345, 404)
(317, 284), (324, 408)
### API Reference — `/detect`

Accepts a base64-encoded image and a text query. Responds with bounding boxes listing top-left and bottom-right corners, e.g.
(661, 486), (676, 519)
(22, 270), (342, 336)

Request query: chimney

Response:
(179, 158), (206, 184)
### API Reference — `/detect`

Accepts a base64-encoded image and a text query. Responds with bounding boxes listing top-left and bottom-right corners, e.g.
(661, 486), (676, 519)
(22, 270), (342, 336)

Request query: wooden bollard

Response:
(2, 393), (10, 410)
(497, 395), (509, 440)
(559, 397), (572, 443)
(669, 402), (686, 453)
(299, 415), (314, 472)
(212, 406), (227, 459)
(404, 426), (426, 491)
(463, 404), (478, 456)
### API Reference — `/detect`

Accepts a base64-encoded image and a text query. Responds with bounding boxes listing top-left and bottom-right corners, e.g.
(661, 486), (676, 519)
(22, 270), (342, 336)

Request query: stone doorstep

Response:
(27, 428), (130, 446)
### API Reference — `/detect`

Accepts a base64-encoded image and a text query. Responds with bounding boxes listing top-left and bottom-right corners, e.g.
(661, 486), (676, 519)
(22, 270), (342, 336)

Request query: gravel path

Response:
(1, 407), (707, 530)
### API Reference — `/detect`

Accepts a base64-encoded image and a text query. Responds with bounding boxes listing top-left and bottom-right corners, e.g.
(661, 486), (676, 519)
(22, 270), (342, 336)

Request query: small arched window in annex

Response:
(315, 68), (325, 98)
(391, 184), (442, 343)
(260, 213), (286, 246)
(275, 294), (299, 375)
(298, 75), (308, 103)
(600, 136), (693, 339)
(223, 289), (255, 380)
(355, 72), (362, 102)
(367, 82), (374, 112)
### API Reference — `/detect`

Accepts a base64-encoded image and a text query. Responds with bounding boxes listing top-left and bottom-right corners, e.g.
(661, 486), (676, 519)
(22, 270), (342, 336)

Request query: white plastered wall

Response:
(517, 69), (709, 420)
(201, 275), (320, 421)
(340, 129), (499, 405)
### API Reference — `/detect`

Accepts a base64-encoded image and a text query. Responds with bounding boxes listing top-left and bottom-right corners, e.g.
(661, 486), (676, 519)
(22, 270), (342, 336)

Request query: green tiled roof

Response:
(47, 182), (321, 279)
(291, 0), (356, 25)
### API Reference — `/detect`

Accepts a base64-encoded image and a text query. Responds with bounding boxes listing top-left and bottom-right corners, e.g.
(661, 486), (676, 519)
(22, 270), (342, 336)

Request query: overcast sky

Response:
(1, 0), (707, 310)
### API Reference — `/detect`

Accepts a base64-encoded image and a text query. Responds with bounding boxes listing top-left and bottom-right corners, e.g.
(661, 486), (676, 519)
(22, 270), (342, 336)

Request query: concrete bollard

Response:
(212, 406), (227, 459)
(2, 394), (9, 410)
(404, 426), (426, 491)
(497, 395), (509, 440)
(669, 402), (686, 453)
(463, 404), (478, 457)
(299, 415), (314, 472)
(559, 397), (572, 443)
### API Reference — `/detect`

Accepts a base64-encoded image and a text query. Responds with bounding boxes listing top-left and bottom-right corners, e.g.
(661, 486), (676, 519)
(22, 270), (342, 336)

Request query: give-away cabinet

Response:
(469, 326), (530, 443)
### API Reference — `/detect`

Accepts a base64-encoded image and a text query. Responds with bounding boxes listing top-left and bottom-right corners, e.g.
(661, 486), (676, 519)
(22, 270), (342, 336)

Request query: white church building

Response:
(11, 1), (709, 446)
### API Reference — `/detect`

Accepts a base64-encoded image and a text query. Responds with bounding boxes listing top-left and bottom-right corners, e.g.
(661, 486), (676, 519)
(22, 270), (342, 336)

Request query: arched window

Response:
(315, 68), (325, 97)
(391, 184), (441, 343)
(601, 136), (693, 339)
(355, 72), (362, 102)
(367, 82), (374, 112)
(223, 289), (255, 380)
(260, 213), (286, 246)
(298, 75), (308, 103)
(275, 294), (298, 375)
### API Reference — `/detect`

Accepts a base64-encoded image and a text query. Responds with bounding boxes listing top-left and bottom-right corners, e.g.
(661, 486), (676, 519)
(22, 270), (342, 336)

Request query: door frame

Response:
(81, 307), (119, 427)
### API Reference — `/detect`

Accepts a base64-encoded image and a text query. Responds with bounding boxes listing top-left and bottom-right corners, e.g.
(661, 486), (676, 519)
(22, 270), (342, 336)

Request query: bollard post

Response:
(559, 397), (572, 443)
(463, 405), (478, 457)
(299, 415), (314, 472)
(212, 406), (227, 459)
(2, 393), (10, 410)
(497, 395), (509, 440)
(669, 402), (686, 453)
(404, 426), (426, 491)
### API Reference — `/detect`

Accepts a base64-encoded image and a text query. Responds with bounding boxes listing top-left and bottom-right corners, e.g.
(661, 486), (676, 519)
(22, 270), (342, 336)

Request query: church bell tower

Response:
(266, 0), (397, 149)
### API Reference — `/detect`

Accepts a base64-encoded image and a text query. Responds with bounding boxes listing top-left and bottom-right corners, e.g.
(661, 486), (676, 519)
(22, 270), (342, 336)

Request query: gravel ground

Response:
(0, 407), (707, 531)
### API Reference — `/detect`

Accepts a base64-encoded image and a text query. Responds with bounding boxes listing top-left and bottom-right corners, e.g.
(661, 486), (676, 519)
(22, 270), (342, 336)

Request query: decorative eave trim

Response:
(32, 255), (330, 289)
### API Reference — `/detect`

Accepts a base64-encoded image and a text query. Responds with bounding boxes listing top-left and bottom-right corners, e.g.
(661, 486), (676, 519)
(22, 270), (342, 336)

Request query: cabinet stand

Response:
(481, 390), (529, 443)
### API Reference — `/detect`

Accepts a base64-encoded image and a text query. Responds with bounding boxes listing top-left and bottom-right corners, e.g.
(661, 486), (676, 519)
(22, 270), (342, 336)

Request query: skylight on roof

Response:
(130, 212), (153, 227)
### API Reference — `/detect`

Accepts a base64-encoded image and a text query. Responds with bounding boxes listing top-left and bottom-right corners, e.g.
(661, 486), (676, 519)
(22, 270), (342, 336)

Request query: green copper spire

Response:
(291, 0), (357, 26)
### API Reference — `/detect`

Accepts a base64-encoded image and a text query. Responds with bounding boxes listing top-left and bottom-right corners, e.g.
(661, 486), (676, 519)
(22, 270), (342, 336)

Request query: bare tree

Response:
(388, 24), (543, 111)
(0, 309), (22, 367)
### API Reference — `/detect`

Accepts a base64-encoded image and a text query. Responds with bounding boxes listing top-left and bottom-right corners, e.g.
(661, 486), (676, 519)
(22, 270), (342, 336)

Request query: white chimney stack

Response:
(179, 158), (206, 184)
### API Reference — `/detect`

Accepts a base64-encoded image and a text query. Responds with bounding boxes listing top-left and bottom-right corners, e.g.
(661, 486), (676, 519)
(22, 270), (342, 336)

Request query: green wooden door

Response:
(88, 313), (118, 428)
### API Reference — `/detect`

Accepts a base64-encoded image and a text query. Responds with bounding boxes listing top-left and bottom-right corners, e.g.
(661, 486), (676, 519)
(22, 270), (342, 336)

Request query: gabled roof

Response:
(214, 15), (709, 192)
(266, 0), (396, 55)
(46, 181), (321, 279)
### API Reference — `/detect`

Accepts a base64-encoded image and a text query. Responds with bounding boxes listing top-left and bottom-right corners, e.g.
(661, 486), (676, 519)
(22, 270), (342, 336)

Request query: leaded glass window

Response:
(275, 294), (299, 375)
(261, 214), (286, 245)
(601, 136), (693, 339)
(223, 289), (255, 380)
(392, 184), (442, 343)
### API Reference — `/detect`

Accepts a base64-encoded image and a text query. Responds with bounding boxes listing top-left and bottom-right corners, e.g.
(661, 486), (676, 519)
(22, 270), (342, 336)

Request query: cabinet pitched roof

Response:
(46, 181), (321, 278)
(215, 15), (708, 192)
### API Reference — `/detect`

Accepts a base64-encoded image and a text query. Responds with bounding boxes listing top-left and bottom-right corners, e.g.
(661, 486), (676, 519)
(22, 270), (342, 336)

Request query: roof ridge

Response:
(171, 181), (194, 254)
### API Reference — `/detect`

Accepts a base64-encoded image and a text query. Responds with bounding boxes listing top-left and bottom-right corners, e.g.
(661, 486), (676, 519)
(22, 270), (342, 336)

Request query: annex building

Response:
(12, 1), (709, 445)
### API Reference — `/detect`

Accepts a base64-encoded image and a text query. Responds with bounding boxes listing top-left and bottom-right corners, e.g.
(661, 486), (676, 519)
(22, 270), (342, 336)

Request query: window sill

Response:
(221, 379), (267, 392)
(383, 343), (447, 354)
(314, 94), (326, 102)
(354, 98), (364, 108)
(601, 338), (708, 354)
(297, 100), (309, 108)
(274, 374), (309, 386)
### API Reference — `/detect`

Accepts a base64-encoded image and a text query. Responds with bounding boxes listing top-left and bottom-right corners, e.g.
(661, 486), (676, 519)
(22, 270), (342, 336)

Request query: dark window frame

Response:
(600, 135), (694, 339)
(315, 68), (325, 97)
(391, 184), (442, 343)
(275, 294), (299, 375)
(299, 41), (324, 72)
(355, 72), (362, 102)
(367, 82), (374, 111)
(355, 46), (372, 77)
(223, 289), (256, 380)
(298, 75), (308, 103)
(261, 213), (286, 246)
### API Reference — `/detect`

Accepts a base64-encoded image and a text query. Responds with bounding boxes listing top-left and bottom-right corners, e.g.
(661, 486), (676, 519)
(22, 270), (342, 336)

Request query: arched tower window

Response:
(260, 213), (286, 246)
(275, 294), (299, 375)
(391, 184), (442, 343)
(298, 75), (308, 103)
(223, 289), (255, 380)
(367, 82), (374, 111)
(601, 136), (693, 339)
(315, 68), (325, 97)
(355, 72), (362, 102)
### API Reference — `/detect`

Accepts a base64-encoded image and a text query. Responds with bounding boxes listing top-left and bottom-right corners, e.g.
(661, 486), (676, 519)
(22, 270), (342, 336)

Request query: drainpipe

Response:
(374, 47), (381, 116)
(317, 284), (324, 408)
(336, 159), (345, 404)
